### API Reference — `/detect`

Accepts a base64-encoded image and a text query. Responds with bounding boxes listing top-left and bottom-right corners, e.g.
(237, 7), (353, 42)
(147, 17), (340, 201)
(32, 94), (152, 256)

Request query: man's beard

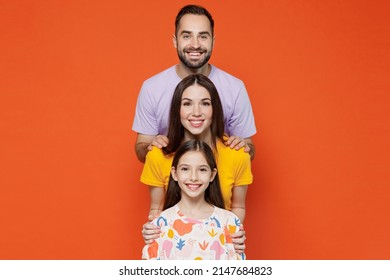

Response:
(177, 47), (212, 69)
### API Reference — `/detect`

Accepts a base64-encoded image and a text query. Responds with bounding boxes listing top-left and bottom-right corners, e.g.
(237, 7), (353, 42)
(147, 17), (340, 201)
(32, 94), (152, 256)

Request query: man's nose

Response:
(191, 37), (200, 48)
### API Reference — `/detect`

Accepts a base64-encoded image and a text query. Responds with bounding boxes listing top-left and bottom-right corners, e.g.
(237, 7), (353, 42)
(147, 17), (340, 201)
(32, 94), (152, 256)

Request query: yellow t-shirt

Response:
(140, 139), (253, 210)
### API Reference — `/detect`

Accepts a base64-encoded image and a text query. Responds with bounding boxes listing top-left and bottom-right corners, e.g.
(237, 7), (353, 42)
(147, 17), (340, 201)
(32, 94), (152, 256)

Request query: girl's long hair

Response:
(163, 74), (224, 155)
(163, 140), (225, 210)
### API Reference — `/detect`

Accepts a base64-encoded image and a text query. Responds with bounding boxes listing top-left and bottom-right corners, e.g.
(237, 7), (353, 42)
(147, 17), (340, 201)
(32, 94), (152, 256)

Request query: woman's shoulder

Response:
(216, 139), (250, 161)
(145, 147), (174, 163)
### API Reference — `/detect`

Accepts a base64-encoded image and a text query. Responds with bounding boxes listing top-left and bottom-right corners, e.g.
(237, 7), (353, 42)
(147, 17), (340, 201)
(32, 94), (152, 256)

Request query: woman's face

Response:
(180, 84), (213, 138)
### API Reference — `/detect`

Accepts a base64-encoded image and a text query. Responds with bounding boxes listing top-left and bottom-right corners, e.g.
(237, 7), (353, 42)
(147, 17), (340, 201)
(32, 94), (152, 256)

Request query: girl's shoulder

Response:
(212, 207), (242, 227)
(151, 204), (179, 227)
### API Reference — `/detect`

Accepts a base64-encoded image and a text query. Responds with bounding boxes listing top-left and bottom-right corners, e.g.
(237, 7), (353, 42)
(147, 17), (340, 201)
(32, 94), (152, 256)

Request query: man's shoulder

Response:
(143, 65), (178, 86)
(210, 65), (245, 85)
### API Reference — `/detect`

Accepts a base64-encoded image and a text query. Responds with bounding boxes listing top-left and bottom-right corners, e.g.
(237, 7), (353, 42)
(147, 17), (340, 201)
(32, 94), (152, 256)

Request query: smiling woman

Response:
(141, 74), (252, 222)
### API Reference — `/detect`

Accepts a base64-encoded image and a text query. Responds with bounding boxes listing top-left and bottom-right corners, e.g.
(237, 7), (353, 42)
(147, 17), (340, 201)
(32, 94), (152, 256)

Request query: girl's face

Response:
(171, 151), (217, 200)
(180, 84), (213, 138)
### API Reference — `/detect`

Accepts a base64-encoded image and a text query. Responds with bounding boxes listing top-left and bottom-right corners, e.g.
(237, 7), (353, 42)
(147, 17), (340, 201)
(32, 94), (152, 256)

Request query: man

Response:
(133, 4), (256, 163)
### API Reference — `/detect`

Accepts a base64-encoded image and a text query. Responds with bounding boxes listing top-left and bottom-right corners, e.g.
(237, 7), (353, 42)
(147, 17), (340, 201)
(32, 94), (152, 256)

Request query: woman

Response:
(141, 74), (252, 251)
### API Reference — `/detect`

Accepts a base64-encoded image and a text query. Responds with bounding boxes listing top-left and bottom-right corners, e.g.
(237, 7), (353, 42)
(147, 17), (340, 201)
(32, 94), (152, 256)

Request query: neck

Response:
(183, 131), (214, 149)
(177, 198), (213, 220)
(176, 64), (211, 79)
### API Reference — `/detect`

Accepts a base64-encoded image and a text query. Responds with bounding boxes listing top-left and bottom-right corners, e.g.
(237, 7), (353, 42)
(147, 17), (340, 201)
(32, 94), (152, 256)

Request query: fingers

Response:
(225, 136), (248, 151)
(232, 235), (246, 253)
(232, 227), (246, 253)
(232, 234), (246, 245)
(150, 135), (169, 149)
(142, 222), (161, 244)
(233, 243), (246, 254)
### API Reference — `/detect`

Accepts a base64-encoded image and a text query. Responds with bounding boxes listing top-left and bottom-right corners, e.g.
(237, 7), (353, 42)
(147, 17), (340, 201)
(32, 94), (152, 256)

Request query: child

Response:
(142, 140), (245, 260)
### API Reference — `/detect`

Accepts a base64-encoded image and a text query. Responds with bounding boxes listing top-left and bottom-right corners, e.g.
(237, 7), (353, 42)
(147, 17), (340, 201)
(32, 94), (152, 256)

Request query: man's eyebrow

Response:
(180, 30), (211, 36)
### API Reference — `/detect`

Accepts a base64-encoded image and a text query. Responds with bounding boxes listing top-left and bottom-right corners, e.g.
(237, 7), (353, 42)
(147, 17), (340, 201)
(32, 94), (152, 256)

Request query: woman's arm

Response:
(230, 185), (248, 254)
(142, 186), (165, 244)
(148, 186), (165, 218)
(231, 185), (248, 223)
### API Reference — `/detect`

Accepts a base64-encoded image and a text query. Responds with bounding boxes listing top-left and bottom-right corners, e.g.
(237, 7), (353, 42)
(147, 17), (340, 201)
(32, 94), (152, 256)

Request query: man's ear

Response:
(171, 166), (178, 181)
(210, 168), (217, 182)
(172, 34), (177, 49)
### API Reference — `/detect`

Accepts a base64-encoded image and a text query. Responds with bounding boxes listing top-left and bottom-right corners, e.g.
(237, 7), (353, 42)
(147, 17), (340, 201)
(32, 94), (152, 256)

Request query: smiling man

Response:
(132, 5), (257, 162)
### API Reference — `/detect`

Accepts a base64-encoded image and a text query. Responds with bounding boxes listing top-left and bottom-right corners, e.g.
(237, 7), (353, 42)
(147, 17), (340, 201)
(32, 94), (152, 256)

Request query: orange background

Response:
(0, 0), (389, 259)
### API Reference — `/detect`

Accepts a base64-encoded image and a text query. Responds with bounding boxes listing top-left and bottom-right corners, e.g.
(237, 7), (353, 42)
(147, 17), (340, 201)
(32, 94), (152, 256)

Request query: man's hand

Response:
(141, 215), (161, 244)
(135, 134), (169, 163)
(225, 136), (255, 160)
(147, 135), (169, 151)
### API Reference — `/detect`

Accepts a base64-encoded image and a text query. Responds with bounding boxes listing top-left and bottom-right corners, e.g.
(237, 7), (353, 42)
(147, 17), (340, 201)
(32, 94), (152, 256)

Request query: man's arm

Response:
(225, 137), (256, 160)
(135, 133), (169, 163)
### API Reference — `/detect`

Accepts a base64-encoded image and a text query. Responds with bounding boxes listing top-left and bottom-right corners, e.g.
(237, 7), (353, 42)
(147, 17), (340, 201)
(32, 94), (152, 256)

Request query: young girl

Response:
(141, 74), (253, 251)
(142, 140), (245, 260)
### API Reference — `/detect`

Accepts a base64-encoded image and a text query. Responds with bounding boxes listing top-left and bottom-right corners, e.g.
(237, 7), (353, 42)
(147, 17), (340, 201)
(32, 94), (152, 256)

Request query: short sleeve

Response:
(132, 83), (159, 135)
(140, 148), (170, 188)
(233, 149), (253, 186)
(228, 83), (257, 138)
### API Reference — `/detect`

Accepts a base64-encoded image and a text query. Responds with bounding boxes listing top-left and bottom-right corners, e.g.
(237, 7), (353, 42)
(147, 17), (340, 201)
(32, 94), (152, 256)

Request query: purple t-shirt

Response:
(132, 65), (256, 138)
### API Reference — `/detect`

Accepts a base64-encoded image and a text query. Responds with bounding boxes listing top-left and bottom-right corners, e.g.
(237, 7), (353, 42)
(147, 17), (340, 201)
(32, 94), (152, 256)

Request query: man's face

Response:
(173, 14), (214, 69)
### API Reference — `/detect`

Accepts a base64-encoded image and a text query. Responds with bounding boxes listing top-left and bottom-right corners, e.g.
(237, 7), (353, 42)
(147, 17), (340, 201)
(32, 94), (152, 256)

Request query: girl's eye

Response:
(201, 101), (211, 106)
(182, 102), (191, 106)
(180, 167), (189, 171)
(199, 168), (209, 172)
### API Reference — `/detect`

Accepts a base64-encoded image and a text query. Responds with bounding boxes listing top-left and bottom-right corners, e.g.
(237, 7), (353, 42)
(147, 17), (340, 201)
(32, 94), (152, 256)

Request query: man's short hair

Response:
(175, 4), (214, 36)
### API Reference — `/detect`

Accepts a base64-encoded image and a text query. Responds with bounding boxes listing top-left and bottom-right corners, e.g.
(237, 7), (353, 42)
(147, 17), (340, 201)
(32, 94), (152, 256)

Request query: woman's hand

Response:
(141, 215), (161, 244)
(231, 225), (246, 254)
